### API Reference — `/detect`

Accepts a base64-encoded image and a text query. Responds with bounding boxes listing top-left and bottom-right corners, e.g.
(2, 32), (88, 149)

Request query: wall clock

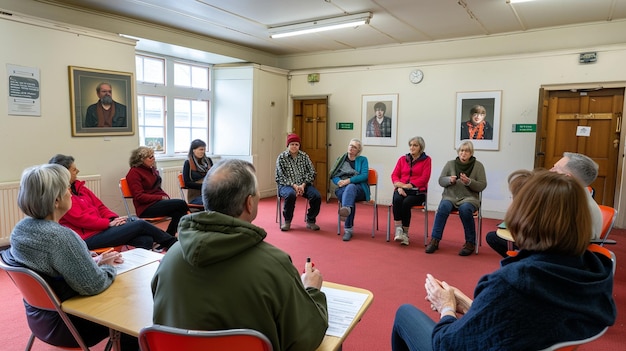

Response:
(409, 69), (424, 84)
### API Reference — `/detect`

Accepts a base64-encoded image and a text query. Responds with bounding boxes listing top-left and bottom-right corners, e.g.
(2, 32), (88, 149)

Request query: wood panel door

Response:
(537, 88), (623, 205)
(293, 98), (328, 196)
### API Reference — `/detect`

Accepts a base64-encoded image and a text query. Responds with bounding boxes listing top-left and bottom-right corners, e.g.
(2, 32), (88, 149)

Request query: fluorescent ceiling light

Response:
(269, 12), (372, 39)
(507, 0), (537, 3)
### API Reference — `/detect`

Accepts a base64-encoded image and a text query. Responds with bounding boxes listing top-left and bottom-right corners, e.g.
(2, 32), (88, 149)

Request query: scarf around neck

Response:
(466, 120), (485, 139)
(190, 156), (211, 174)
(454, 156), (476, 177)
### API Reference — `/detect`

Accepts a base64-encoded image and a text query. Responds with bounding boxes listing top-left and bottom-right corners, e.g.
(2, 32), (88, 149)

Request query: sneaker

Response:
(393, 227), (404, 242)
(339, 206), (351, 218)
(280, 221), (291, 232)
(400, 234), (410, 246)
(306, 222), (320, 231)
(459, 242), (476, 256)
(152, 243), (165, 253)
(425, 238), (440, 254)
(342, 228), (353, 241)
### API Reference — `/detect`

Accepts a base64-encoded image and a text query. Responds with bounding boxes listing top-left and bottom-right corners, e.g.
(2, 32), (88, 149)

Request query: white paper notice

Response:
(321, 286), (369, 337)
(115, 248), (163, 274)
(7, 64), (41, 116)
(576, 126), (591, 137)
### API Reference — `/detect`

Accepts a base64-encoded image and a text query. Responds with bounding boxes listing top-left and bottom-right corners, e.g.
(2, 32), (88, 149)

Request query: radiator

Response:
(0, 175), (101, 247)
(160, 167), (183, 200)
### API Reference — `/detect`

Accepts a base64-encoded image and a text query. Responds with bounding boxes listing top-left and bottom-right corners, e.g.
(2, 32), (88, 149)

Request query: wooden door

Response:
(293, 98), (328, 196)
(536, 88), (623, 205)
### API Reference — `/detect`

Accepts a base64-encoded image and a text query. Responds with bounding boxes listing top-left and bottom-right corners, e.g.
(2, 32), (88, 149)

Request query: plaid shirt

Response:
(275, 150), (316, 186)
(366, 116), (392, 137)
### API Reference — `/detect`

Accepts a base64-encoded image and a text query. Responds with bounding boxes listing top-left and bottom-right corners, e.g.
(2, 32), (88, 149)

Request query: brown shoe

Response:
(425, 238), (440, 254)
(459, 242), (476, 256)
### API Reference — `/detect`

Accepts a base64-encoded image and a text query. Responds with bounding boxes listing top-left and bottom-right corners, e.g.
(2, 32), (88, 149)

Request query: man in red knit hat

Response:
(275, 133), (322, 231)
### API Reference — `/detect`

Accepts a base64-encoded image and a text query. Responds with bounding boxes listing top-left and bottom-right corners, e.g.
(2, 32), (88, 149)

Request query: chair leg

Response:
(25, 333), (35, 351)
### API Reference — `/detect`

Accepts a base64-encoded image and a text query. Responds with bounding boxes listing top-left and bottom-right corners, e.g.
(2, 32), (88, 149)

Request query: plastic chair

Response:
(0, 256), (112, 351)
(432, 192), (482, 254)
(385, 191), (428, 244)
(138, 324), (272, 351)
(119, 177), (171, 224)
(590, 205), (617, 246)
(176, 173), (204, 211)
(337, 168), (378, 238)
(539, 326), (608, 351)
(275, 184), (309, 227)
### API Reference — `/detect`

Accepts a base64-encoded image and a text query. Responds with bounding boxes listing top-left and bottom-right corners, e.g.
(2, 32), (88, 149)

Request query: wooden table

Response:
(63, 262), (373, 351)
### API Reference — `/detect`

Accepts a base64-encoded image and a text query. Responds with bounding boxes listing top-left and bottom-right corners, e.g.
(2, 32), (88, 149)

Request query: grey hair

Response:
(202, 159), (257, 217)
(96, 82), (112, 93)
(457, 140), (474, 155)
(350, 138), (363, 156)
(563, 152), (598, 186)
(48, 154), (75, 170)
(408, 136), (425, 152)
(17, 164), (70, 219)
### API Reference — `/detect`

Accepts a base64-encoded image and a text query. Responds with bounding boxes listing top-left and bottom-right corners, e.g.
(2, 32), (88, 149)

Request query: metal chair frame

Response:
(432, 192), (482, 254)
(385, 191), (428, 244)
(119, 177), (171, 224)
(176, 173), (205, 211)
(275, 184), (309, 227)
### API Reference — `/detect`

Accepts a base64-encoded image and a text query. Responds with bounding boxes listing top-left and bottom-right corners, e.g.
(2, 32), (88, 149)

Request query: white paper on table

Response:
(320, 286), (369, 337)
(115, 248), (163, 274)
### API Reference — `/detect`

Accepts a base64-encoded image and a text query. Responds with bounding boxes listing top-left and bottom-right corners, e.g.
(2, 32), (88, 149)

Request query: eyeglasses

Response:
(146, 155), (155, 159)
(349, 144), (360, 149)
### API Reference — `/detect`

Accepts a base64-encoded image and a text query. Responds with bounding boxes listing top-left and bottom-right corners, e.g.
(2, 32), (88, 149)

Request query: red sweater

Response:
(59, 180), (118, 240)
(126, 165), (169, 217)
(391, 153), (432, 191)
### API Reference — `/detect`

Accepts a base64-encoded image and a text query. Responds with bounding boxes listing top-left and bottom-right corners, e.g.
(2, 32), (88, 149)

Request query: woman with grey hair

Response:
(49, 154), (177, 251)
(391, 136), (432, 246)
(0, 164), (138, 349)
(425, 141), (487, 256)
(329, 138), (371, 241)
(126, 146), (189, 235)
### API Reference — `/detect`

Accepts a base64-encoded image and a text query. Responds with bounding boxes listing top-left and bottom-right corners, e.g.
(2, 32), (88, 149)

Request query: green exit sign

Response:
(512, 124), (536, 133)
(336, 122), (354, 130)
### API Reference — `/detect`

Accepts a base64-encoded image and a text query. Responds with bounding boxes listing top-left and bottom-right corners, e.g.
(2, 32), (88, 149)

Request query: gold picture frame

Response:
(69, 66), (135, 136)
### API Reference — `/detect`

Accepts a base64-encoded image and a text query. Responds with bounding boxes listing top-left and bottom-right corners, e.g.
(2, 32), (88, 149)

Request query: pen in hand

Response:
(305, 257), (313, 273)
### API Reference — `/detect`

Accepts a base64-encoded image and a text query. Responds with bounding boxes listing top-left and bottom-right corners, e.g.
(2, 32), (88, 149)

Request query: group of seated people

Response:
(275, 133), (486, 254)
(0, 135), (616, 351)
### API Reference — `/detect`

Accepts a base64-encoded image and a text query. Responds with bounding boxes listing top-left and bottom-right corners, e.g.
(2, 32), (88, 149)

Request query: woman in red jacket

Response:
(126, 147), (189, 236)
(50, 154), (177, 250)
(391, 136), (432, 246)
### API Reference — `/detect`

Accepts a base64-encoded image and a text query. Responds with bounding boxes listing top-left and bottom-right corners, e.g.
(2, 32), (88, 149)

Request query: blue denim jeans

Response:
(431, 199), (477, 244)
(335, 183), (365, 228)
(391, 304), (436, 351)
(278, 185), (322, 223)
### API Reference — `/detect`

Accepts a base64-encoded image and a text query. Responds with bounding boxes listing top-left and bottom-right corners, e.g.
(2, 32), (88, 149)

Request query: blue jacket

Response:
(329, 153), (370, 201)
(432, 249), (616, 350)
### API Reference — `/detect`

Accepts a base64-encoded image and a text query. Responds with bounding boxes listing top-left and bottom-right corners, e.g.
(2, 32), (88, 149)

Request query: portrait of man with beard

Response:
(85, 82), (128, 128)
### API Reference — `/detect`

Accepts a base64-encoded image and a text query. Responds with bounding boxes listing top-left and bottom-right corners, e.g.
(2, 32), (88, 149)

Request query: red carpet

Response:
(1, 197), (624, 350)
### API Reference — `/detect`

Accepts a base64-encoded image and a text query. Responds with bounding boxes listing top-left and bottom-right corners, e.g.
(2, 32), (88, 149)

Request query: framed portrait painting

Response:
(362, 94), (398, 146)
(69, 66), (135, 136)
(455, 91), (501, 150)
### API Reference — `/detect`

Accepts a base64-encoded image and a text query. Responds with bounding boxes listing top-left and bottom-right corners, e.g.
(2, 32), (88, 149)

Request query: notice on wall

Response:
(7, 64), (41, 116)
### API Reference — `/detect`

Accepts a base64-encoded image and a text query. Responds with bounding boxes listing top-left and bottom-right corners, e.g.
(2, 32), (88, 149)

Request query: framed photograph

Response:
(69, 66), (135, 136)
(455, 91), (501, 151)
(362, 94), (398, 146)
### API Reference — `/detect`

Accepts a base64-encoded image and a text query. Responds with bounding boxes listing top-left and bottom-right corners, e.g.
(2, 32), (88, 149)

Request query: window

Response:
(135, 54), (211, 156)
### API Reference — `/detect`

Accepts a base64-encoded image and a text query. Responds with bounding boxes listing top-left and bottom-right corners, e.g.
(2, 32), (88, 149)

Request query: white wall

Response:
(0, 14), (138, 214)
(288, 46), (626, 220)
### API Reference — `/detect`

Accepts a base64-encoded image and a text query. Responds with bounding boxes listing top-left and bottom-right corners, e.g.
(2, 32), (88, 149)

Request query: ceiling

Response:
(46, 0), (626, 58)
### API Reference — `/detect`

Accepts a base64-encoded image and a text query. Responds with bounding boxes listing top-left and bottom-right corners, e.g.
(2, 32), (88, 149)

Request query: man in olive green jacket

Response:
(151, 159), (328, 351)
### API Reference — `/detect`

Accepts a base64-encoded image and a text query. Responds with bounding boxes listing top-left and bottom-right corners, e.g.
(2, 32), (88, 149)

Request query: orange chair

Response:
(138, 325), (272, 351)
(0, 256), (112, 351)
(176, 173), (204, 211)
(337, 168), (379, 238)
(119, 177), (171, 224)
(590, 205), (617, 246)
